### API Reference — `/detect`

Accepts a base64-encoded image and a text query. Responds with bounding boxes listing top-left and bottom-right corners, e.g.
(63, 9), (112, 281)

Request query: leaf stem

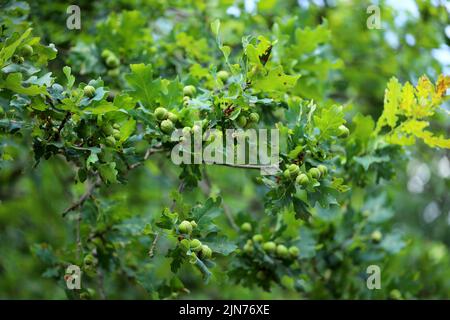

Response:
(62, 176), (101, 217)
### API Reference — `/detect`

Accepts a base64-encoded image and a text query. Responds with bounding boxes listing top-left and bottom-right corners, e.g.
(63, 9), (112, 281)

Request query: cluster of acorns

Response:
(154, 106), (179, 134)
(181, 84), (207, 139)
(100, 122), (122, 147)
(283, 163), (328, 186)
(178, 220), (213, 260)
(240, 223), (299, 260)
(182, 85), (196, 108)
(153, 84), (199, 135)
(183, 74), (260, 130)
(11, 44), (34, 64)
(235, 112), (260, 128)
(101, 49), (120, 77)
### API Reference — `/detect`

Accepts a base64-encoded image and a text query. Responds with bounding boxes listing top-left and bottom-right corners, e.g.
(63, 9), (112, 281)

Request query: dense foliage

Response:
(0, 0), (449, 299)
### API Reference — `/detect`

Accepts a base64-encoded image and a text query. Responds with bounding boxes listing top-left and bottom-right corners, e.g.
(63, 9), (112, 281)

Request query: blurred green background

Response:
(0, 0), (449, 299)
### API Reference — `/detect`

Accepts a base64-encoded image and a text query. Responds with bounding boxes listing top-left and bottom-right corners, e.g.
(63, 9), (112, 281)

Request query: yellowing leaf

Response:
(402, 119), (429, 135)
(377, 77), (402, 132)
(403, 119), (450, 148)
(376, 74), (450, 149)
(386, 132), (415, 146)
(435, 74), (450, 99)
(416, 75), (434, 102)
(399, 82), (414, 116)
(420, 132), (450, 149)
(388, 119), (450, 148)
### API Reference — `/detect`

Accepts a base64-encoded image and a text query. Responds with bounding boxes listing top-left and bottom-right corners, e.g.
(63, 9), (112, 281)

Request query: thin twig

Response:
(148, 232), (160, 258)
(206, 162), (267, 170)
(49, 111), (71, 142)
(129, 144), (164, 169)
(56, 112), (71, 136)
(62, 176), (101, 217)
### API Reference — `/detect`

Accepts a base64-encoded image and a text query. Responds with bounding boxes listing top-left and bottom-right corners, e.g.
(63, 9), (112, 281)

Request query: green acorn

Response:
(217, 70), (230, 82)
(200, 245), (212, 259)
(252, 234), (263, 243)
(83, 254), (95, 266)
(102, 124), (114, 136)
(309, 167), (321, 179)
(154, 107), (168, 120)
(191, 125), (202, 136)
(240, 222), (252, 232)
(283, 169), (291, 179)
(167, 112), (178, 123)
(295, 173), (309, 186)
(288, 246), (300, 258)
(105, 136), (116, 147)
(338, 124), (349, 137)
(160, 119), (174, 134)
(101, 49), (113, 59)
(190, 239), (202, 252)
(190, 220), (198, 229)
(179, 220), (193, 234)
(276, 244), (289, 258)
(106, 56), (120, 68)
(237, 115), (247, 128)
(84, 85), (96, 98)
(249, 112), (260, 123)
(288, 164), (300, 176)
(262, 241), (276, 253)
(113, 129), (121, 140)
(243, 243), (254, 254)
(317, 164), (328, 176)
(20, 44), (34, 57)
(183, 85), (196, 97)
(182, 127), (191, 136)
(180, 239), (190, 250)
(371, 230), (383, 243)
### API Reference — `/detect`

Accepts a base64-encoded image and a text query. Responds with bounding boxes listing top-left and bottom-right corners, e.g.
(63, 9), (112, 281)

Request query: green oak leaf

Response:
(1, 73), (48, 96)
